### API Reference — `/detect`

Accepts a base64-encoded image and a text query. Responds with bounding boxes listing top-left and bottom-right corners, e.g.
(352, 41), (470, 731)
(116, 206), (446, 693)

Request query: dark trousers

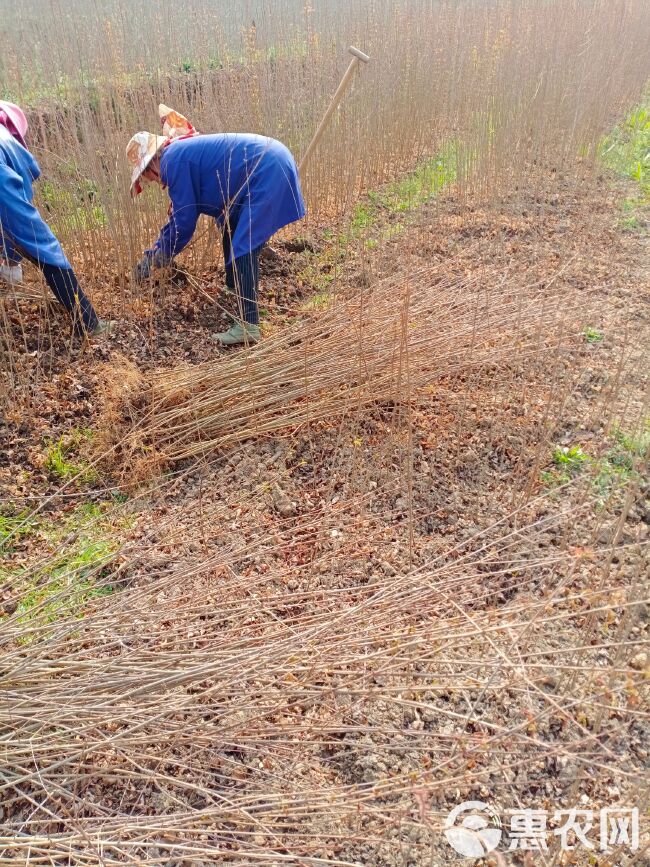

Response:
(222, 233), (262, 327)
(40, 264), (98, 331)
(10, 242), (99, 331)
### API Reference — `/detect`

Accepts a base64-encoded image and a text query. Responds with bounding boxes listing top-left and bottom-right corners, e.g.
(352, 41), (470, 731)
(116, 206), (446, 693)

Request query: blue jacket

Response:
(150, 134), (306, 265)
(0, 125), (71, 268)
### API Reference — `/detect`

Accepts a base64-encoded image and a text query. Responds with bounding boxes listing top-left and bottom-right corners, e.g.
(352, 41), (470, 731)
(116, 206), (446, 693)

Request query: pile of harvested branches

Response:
(1, 494), (646, 864)
(107, 262), (576, 466)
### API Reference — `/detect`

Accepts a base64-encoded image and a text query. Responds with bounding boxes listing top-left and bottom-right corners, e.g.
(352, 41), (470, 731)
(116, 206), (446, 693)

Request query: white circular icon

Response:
(444, 800), (502, 858)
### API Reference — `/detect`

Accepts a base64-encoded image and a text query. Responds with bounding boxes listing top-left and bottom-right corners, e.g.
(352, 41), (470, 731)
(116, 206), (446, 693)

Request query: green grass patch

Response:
(14, 538), (116, 635)
(348, 145), (458, 236)
(2, 500), (132, 639)
(618, 214), (646, 233)
(350, 203), (376, 232)
(44, 428), (98, 485)
(541, 444), (590, 488)
(297, 263), (336, 296)
(540, 469), (571, 488)
(305, 291), (331, 310)
(601, 99), (650, 194)
(601, 95), (650, 232)
(0, 509), (35, 552)
(592, 428), (645, 499)
(379, 146), (458, 213)
(611, 422), (650, 461)
(553, 445), (590, 472)
(38, 176), (107, 234)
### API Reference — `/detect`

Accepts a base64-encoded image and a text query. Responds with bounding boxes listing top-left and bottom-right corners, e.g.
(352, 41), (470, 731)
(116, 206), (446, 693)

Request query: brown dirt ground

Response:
(0, 163), (648, 865)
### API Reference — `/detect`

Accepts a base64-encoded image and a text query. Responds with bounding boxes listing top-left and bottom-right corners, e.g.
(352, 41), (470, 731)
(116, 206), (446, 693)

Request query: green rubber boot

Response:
(90, 319), (117, 337)
(213, 322), (261, 346)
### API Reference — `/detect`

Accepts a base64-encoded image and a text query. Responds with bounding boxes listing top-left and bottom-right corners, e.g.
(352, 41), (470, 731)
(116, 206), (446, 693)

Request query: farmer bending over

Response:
(128, 105), (306, 346)
(0, 100), (111, 336)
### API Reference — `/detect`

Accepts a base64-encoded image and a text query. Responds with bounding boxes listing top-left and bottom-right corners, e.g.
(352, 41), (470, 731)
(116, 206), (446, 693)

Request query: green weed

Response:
(298, 264), (335, 295)
(620, 215), (641, 231)
(621, 196), (647, 213)
(543, 424), (648, 496)
(347, 145), (457, 239)
(583, 327), (604, 343)
(618, 214), (646, 233)
(380, 147), (458, 213)
(540, 469), (571, 488)
(306, 291), (331, 310)
(298, 145), (456, 302)
(553, 445), (590, 472)
(44, 429), (98, 484)
(17, 538), (115, 619)
(541, 444), (590, 488)
(611, 422), (650, 460)
(351, 204), (375, 231)
(591, 424), (648, 497)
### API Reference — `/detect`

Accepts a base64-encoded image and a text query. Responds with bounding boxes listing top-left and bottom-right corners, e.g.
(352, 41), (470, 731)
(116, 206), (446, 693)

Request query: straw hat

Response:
(126, 131), (168, 196)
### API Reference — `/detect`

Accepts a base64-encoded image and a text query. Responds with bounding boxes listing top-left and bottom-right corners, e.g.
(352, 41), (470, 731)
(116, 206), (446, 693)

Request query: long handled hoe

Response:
(299, 45), (370, 176)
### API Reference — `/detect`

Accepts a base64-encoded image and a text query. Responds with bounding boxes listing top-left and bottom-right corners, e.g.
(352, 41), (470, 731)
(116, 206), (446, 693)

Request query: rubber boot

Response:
(213, 321), (261, 346)
(90, 319), (117, 337)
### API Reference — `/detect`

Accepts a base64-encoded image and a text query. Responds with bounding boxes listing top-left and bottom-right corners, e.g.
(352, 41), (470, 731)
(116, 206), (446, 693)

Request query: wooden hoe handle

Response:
(299, 46), (371, 177)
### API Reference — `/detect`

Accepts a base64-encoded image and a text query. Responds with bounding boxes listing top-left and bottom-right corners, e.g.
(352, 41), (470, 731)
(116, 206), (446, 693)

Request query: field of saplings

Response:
(1, 1), (648, 863)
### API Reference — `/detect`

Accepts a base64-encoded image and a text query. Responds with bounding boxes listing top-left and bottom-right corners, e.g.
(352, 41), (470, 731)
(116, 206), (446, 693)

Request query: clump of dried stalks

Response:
(90, 354), (166, 484)
(97, 260), (574, 471)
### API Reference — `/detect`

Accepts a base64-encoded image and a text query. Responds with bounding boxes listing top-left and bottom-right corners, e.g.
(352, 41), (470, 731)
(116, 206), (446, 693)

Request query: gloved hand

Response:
(132, 255), (152, 284)
(0, 261), (23, 285)
(132, 250), (168, 285)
